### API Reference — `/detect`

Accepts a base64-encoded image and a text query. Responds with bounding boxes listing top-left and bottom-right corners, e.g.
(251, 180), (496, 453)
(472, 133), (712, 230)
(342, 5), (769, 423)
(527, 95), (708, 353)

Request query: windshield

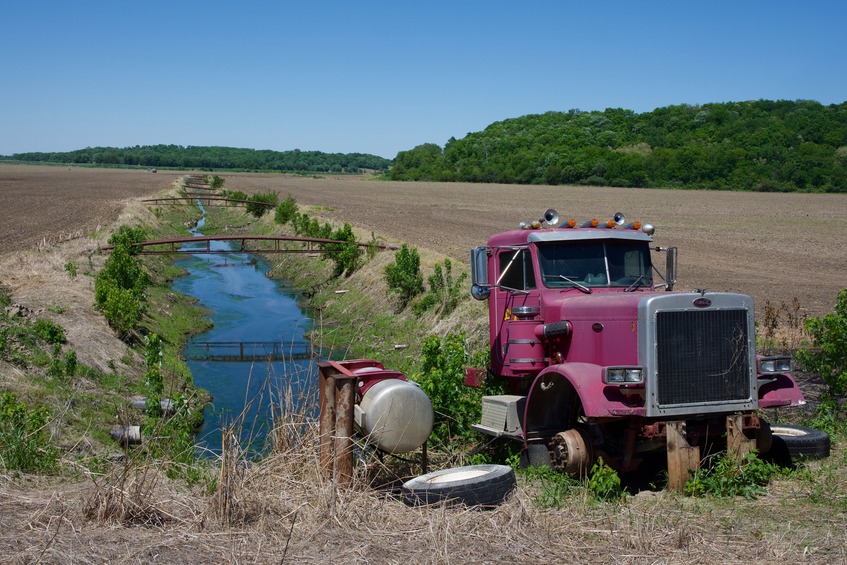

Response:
(537, 240), (653, 288)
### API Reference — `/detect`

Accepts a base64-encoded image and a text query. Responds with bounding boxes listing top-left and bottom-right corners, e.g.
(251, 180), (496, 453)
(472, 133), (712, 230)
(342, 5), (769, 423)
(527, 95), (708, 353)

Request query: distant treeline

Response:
(387, 100), (847, 192)
(5, 145), (392, 173)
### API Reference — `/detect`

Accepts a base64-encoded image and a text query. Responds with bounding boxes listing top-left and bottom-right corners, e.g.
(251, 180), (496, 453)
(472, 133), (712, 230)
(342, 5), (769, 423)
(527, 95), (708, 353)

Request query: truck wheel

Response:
(768, 424), (830, 464)
(401, 464), (516, 507)
(550, 428), (593, 475)
(520, 443), (552, 469)
(755, 420), (773, 455)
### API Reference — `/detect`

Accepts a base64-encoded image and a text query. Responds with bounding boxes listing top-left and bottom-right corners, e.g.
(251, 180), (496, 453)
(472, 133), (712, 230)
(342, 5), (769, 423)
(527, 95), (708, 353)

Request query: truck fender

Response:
(758, 373), (806, 408)
(523, 363), (609, 441)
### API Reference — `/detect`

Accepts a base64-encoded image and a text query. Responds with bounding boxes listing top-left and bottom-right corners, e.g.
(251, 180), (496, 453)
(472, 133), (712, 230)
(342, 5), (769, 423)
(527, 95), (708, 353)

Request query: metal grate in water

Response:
(656, 309), (750, 405)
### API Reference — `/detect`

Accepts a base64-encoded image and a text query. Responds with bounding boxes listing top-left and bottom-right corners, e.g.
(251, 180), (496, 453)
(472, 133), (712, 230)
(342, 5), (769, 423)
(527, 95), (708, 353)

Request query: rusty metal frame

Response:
(101, 235), (399, 255)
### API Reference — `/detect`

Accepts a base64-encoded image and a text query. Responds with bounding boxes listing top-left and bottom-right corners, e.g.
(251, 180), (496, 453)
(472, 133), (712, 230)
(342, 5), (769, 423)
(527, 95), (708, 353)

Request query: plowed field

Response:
(2, 164), (845, 317)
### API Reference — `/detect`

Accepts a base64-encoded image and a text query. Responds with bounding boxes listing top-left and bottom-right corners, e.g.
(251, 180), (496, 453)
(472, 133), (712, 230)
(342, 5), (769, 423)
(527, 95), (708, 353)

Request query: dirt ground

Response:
(226, 171), (847, 318)
(0, 164), (189, 253)
(2, 164), (844, 317)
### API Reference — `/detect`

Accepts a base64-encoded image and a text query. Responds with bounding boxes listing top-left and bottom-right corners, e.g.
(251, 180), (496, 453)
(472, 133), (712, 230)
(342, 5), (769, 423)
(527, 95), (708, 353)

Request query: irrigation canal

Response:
(172, 207), (317, 454)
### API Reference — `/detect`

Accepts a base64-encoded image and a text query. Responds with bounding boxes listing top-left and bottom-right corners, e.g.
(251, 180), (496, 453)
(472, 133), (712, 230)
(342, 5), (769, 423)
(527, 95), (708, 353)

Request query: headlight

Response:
(758, 356), (793, 374)
(605, 366), (644, 385)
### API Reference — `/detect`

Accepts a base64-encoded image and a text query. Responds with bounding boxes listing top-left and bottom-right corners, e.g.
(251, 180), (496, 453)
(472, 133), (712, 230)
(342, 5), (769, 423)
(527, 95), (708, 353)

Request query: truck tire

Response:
(768, 424), (830, 464)
(401, 464), (516, 507)
(520, 444), (553, 469)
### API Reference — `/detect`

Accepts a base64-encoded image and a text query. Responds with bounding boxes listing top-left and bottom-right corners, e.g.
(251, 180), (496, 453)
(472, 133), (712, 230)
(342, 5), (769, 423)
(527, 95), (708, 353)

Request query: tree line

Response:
(387, 100), (847, 192)
(4, 144), (392, 173)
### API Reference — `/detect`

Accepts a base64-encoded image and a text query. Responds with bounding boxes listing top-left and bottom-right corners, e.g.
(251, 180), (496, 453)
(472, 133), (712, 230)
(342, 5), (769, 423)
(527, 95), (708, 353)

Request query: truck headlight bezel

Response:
(605, 366), (644, 385)
(757, 356), (793, 375)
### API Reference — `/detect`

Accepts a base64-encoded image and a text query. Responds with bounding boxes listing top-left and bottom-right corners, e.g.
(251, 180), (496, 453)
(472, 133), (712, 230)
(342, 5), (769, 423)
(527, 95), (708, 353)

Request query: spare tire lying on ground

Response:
(767, 424), (830, 465)
(401, 464), (516, 507)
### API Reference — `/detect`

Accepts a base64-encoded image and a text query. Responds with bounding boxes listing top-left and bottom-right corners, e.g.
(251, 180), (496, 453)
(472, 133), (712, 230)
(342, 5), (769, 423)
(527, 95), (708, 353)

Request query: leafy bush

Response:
(385, 244), (424, 309)
(587, 458), (623, 501)
(206, 174), (225, 189)
(322, 223), (361, 277)
(64, 260), (78, 279)
(415, 258), (468, 316)
(245, 191), (279, 218)
(414, 332), (487, 444)
(95, 225), (148, 335)
(795, 289), (847, 431)
(0, 391), (57, 472)
(221, 189), (248, 202)
(34, 318), (66, 345)
(274, 194), (298, 225)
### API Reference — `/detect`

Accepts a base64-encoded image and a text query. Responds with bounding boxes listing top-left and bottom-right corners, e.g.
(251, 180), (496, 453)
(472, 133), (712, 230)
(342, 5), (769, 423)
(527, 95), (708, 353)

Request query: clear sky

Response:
(2, 1), (845, 159)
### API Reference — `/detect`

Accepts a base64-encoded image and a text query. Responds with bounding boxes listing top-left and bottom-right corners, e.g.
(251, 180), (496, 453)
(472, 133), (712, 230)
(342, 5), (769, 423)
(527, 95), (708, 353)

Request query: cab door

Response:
(492, 247), (543, 377)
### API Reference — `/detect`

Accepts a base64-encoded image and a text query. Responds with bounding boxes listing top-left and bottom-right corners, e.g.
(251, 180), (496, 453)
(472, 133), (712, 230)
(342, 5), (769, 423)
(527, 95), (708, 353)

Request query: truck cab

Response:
(469, 210), (804, 479)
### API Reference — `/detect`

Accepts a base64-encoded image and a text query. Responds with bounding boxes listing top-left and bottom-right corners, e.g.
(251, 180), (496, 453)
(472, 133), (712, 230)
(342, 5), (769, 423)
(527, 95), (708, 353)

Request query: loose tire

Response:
(401, 464), (516, 507)
(768, 424), (830, 464)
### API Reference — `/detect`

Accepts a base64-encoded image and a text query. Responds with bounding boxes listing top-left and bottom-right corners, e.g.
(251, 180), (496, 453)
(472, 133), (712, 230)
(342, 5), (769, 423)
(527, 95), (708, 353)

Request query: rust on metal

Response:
(101, 235), (399, 255)
(142, 197), (276, 207)
(318, 361), (358, 486)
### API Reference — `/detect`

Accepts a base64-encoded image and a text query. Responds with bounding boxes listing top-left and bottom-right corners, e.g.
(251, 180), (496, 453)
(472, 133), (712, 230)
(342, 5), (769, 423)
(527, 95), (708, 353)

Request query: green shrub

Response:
(587, 458), (623, 501)
(221, 189), (248, 202)
(323, 223), (361, 277)
(64, 260), (78, 279)
(685, 451), (782, 500)
(245, 191), (279, 218)
(0, 391), (57, 472)
(414, 332), (487, 444)
(415, 258), (468, 316)
(274, 194), (298, 225)
(385, 244), (424, 309)
(206, 174), (225, 189)
(34, 318), (66, 345)
(795, 288), (847, 432)
(95, 226), (148, 334)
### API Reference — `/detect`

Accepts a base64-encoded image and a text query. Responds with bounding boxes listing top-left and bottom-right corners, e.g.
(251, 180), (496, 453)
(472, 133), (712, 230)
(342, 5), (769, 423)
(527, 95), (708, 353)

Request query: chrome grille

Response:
(656, 309), (750, 406)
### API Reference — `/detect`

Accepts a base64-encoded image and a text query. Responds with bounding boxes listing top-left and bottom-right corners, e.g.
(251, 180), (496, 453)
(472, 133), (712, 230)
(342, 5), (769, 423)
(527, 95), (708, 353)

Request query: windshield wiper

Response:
(625, 275), (648, 292)
(547, 274), (592, 294)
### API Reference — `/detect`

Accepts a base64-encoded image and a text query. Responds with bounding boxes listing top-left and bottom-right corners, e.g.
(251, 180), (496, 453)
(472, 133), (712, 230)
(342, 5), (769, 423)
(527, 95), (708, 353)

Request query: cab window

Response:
(498, 249), (536, 291)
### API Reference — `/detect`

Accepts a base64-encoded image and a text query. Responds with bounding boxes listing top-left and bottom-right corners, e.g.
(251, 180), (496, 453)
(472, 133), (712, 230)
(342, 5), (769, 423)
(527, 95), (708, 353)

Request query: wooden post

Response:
(666, 421), (700, 492)
(726, 413), (754, 462)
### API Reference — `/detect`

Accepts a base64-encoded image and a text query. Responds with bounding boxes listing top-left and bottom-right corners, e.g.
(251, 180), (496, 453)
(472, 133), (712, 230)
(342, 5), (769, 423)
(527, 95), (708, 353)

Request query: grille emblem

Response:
(693, 297), (712, 308)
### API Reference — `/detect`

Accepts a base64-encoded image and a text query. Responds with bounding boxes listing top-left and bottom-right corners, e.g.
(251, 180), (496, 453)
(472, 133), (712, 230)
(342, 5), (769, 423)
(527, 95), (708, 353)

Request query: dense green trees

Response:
(6, 145), (391, 173)
(387, 100), (847, 192)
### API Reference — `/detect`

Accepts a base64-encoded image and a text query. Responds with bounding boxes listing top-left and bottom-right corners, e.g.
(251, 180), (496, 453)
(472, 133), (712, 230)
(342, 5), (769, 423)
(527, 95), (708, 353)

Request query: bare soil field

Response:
(2, 164), (844, 317)
(0, 164), (188, 253)
(226, 172), (847, 318)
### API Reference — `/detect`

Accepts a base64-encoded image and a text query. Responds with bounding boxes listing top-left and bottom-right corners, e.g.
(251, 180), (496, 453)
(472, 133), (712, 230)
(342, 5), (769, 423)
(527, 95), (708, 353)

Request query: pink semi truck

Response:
(467, 210), (807, 481)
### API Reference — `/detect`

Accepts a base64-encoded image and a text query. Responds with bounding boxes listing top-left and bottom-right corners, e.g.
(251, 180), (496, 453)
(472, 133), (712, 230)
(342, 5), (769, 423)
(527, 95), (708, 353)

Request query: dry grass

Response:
(2, 423), (844, 563)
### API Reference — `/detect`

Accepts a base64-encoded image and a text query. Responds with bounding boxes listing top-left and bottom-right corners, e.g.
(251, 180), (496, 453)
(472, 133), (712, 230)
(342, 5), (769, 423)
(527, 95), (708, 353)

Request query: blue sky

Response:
(2, 1), (845, 159)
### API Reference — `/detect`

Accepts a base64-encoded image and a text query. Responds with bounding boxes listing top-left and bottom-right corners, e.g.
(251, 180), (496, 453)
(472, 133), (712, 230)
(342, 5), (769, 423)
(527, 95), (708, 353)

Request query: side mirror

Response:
(666, 246), (678, 291)
(470, 246), (490, 300)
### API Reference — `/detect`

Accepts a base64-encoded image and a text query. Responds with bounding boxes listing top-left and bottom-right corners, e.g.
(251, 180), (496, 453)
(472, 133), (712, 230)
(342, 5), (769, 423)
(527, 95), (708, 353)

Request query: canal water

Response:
(172, 210), (316, 454)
